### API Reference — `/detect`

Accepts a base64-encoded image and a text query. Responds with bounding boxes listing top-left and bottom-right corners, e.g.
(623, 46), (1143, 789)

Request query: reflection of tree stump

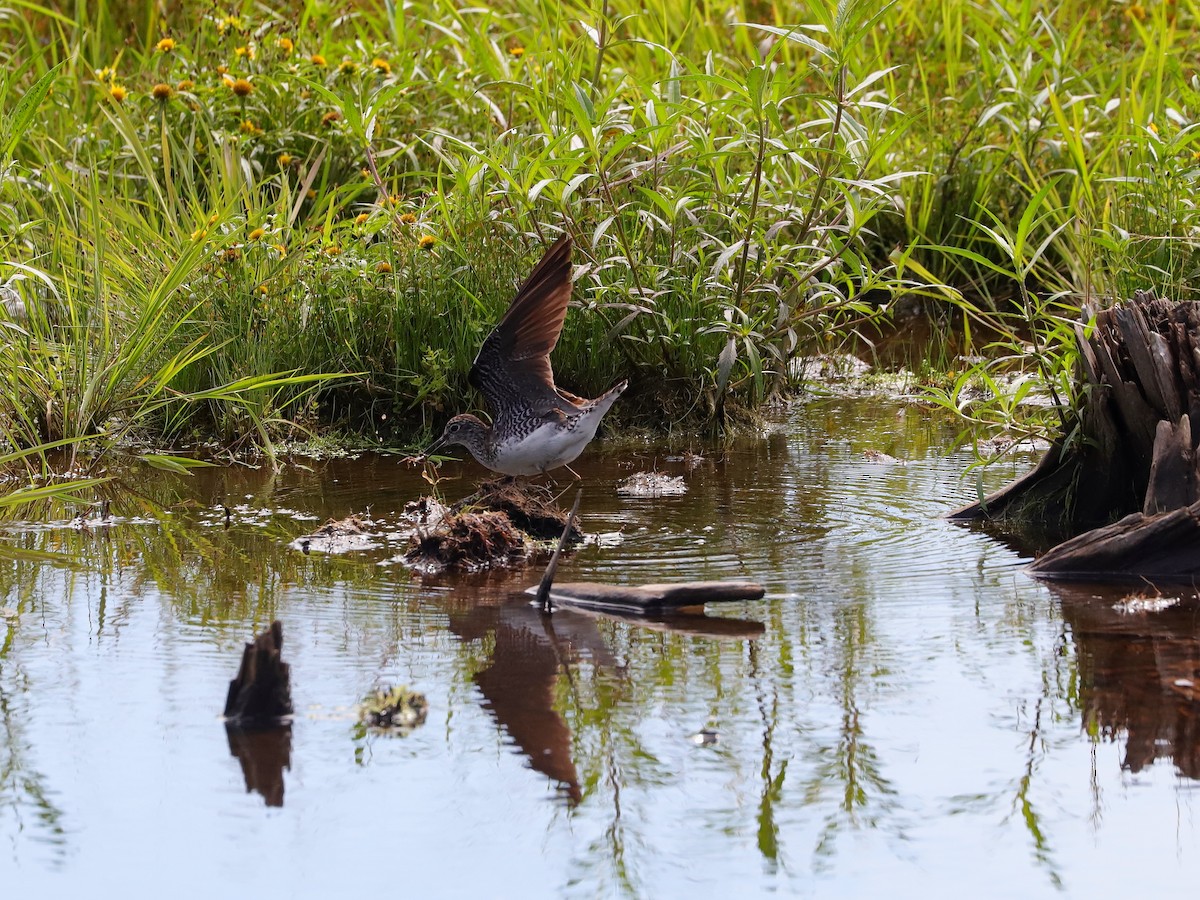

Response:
(225, 724), (292, 807)
(951, 292), (1200, 578)
(1053, 584), (1200, 779)
(223, 620), (293, 724)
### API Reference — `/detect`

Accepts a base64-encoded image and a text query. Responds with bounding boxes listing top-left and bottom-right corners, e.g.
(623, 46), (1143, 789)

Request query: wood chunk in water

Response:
(539, 580), (765, 615)
(223, 620), (293, 725)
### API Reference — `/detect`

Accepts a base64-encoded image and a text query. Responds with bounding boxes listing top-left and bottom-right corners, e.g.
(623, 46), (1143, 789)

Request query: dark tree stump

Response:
(223, 620), (293, 725)
(950, 292), (1200, 578)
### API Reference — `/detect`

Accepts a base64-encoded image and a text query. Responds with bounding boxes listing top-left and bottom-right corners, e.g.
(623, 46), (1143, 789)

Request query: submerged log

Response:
(950, 291), (1200, 579)
(537, 580), (766, 615)
(223, 620), (293, 725)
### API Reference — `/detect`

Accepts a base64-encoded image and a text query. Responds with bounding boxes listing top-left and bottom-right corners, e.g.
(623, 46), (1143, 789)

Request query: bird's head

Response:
(427, 414), (490, 457)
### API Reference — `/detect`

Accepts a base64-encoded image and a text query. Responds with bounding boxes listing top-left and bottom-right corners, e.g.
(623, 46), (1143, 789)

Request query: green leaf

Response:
(2, 62), (61, 160)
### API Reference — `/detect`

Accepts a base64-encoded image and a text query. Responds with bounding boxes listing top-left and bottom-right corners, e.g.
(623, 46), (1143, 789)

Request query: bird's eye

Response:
(449, 422), (460, 433)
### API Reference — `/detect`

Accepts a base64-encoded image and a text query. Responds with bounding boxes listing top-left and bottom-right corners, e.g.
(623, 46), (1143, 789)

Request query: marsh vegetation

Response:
(1, 0), (1196, 478)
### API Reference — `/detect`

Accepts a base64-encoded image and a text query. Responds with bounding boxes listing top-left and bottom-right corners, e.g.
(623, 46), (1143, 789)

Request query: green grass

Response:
(0, 0), (1197, 473)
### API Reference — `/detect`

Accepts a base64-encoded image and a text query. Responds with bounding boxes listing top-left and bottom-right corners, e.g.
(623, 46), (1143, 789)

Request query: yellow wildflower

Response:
(272, 244), (288, 257)
(235, 44), (255, 60)
(1127, 3), (1147, 20)
(151, 83), (173, 101)
(109, 84), (128, 102)
(217, 15), (244, 36)
(156, 37), (176, 53)
(355, 213), (371, 225)
(338, 59), (358, 75)
(177, 79), (195, 92)
(277, 36), (295, 54)
(208, 213), (219, 225)
(217, 64), (229, 75)
(418, 234), (436, 249)
(277, 152), (294, 166)
(222, 247), (242, 262)
(372, 57), (391, 75)
(239, 119), (263, 136)
(248, 227), (266, 241)
(399, 212), (417, 224)
(191, 228), (206, 241)
(230, 78), (253, 97)
(310, 54), (327, 67)
(375, 261), (393, 273)
(321, 110), (342, 127)
(1149, 121), (1159, 134)
(95, 66), (115, 82)
(323, 244), (342, 256)
(509, 45), (525, 57)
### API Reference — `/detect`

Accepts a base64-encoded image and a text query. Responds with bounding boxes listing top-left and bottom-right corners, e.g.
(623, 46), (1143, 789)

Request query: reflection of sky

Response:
(0, 398), (1196, 896)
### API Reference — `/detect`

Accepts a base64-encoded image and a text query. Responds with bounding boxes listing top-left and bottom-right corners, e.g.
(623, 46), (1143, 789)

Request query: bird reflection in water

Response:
(443, 574), (763, 806)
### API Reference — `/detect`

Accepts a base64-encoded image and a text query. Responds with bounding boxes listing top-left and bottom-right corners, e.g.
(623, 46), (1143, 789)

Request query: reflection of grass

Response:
(0, 622), (68, 860)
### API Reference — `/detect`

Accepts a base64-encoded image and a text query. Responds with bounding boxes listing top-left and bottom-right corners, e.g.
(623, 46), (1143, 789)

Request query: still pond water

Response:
(1, 397), (1198, 898)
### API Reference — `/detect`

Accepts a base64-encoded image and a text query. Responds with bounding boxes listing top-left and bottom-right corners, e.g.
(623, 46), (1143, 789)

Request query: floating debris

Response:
(405, 509), (528, 572)
(453, 478), (581, 541)
(691, 728), (719, 746)
(403, 495), (449, 530)
(359, 685), (429, 733)
(861, 449), (904, 465)
(291, 515), (380, 554)
(663, 450), (706, 470)
(1113, 594), (1181, 615)
(617, 471), (687, 497)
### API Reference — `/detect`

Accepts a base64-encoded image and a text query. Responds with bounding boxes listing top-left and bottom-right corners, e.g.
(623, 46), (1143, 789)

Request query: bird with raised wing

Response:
(428, 236), (627, 477)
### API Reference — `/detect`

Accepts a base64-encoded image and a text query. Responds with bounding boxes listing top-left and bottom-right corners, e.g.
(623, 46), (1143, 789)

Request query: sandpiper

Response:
(428, 236), (627, 477)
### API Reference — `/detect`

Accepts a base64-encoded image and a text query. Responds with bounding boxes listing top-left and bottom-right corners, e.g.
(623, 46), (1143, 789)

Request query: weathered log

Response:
(951, 293), (1200, 575)
(223, 620), (293, 725)
(534, 580), (766, 615)
(1028, 500), (1200, 580)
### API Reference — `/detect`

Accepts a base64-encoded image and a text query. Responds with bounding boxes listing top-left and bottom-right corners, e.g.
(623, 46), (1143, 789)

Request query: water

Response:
(1, 398), (1197, 897)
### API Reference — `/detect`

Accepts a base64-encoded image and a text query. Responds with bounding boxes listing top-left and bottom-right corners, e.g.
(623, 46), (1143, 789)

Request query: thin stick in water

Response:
(535, 489), (582, 613)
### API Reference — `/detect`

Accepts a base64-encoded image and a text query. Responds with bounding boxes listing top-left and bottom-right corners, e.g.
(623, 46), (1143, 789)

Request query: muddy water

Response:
(1, 398), (1197, 896)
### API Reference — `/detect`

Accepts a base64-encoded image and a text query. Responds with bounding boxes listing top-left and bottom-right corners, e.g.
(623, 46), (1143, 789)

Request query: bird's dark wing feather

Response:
(470, 236), (582, 419)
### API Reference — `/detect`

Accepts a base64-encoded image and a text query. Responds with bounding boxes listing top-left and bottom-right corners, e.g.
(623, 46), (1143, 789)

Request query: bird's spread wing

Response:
(470, 236), (582, 419)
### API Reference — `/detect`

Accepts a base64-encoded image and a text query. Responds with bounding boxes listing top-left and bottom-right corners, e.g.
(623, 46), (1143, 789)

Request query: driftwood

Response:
(1029, 501), (1200, 580)
(537, 580), (766, 615)
(950, 292), (1200, 578)
(223, 620), (293, 725)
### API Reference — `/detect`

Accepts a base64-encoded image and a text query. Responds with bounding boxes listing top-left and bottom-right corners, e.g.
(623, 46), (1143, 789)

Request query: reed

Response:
(0, 0), (1195, 465)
